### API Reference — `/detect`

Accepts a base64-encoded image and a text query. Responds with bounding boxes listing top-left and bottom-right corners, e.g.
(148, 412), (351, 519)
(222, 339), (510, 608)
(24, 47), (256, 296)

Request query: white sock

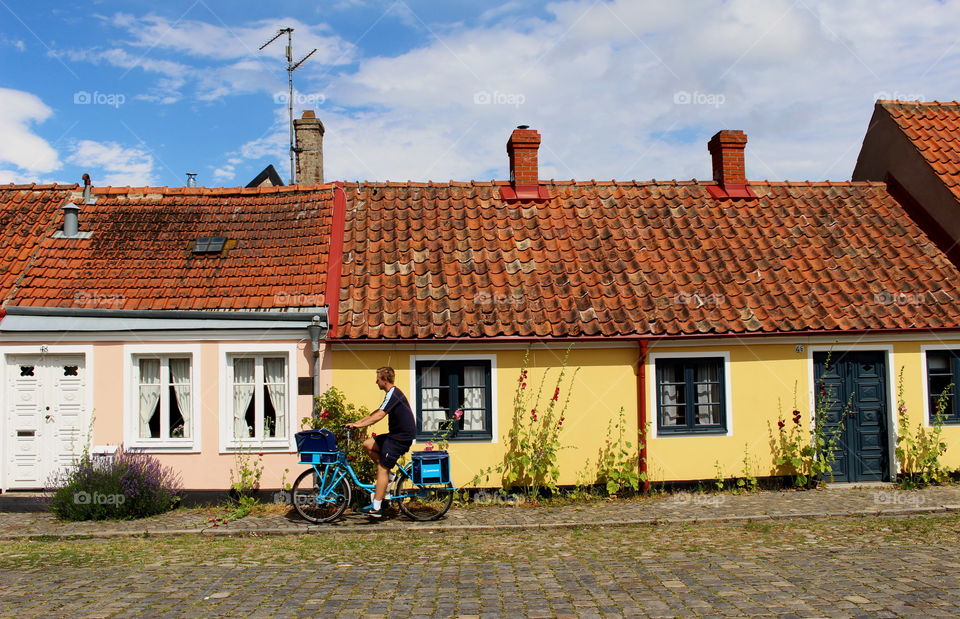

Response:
(373, 499), (382, 510)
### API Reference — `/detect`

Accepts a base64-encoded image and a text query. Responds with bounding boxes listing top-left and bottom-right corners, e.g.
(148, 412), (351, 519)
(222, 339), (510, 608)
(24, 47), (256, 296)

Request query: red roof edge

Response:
(324, 183), (348, 338)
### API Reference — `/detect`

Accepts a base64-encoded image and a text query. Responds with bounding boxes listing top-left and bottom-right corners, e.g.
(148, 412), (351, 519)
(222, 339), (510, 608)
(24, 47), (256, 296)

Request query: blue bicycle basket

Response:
(295, 429), (338, 464)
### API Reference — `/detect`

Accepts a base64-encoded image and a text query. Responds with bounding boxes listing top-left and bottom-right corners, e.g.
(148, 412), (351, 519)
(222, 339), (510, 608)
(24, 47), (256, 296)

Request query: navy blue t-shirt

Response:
(379, 386), (417, 441)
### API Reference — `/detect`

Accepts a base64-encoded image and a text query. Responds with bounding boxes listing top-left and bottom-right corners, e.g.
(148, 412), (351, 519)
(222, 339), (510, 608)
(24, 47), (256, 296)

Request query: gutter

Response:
(328, 325), (960, 344)
(2, 306), (328, 321)
(0, 305), (329, 332)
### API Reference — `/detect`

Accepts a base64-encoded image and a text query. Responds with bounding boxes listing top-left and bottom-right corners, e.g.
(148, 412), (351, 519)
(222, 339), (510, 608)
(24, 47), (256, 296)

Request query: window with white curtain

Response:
(655, 357), (726, 434)
(230, 355), (288, 441)
(415, 360), (492, 440)
(135, 356), (193, 441)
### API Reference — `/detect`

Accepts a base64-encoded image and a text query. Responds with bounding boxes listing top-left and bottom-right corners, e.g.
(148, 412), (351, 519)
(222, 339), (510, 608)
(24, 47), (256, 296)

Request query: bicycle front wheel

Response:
(395, 476), (453, 521)
(291, 467), (351, 523)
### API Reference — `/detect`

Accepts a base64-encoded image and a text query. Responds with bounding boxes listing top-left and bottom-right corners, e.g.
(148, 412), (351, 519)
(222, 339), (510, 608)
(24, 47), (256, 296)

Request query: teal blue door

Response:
(814, 351), (890, 482)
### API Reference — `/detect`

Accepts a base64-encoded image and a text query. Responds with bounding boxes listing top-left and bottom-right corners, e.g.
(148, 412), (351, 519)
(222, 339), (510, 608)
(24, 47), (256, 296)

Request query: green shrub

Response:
(49, 447), (182, 521)
(303, 387), (375, 483)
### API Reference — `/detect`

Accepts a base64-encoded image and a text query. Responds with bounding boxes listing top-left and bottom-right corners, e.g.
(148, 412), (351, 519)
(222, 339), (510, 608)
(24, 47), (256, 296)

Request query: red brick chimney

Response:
(500, 125), (550, 201)
(706, 130), (757, 200)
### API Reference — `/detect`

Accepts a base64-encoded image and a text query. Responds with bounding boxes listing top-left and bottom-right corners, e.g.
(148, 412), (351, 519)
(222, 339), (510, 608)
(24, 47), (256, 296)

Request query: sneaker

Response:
(357, 503), (383, 519)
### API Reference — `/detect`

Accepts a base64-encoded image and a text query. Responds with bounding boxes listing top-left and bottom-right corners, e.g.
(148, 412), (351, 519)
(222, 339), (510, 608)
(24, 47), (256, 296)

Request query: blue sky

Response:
(2, 0), (960, 187)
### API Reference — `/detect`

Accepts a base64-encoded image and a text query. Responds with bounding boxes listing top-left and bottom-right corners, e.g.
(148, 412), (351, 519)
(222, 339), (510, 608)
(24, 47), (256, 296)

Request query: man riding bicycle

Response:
(346, 366), (417, 518)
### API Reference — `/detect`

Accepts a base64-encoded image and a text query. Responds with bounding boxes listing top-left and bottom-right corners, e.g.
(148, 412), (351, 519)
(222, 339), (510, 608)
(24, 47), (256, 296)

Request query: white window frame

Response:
(920, 343), (960, 427)
(409, 354), (499, 444)
(123, 344), (201, 453)
(647, 351), (733, 439)
(219, 343), (297, 453)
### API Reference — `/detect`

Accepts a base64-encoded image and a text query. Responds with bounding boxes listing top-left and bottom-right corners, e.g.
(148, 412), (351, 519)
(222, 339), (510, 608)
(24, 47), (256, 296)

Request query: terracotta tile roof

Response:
(1, 184), (334, 311)
(335, 180), (960, 339)
(0, 184), (76, 300)
(880, 100), (960, 202)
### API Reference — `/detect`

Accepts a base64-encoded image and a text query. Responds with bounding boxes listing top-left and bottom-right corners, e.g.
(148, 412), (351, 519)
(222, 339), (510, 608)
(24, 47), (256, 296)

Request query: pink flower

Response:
(454, 409), (464, 420)
(424, 441), (435, 452)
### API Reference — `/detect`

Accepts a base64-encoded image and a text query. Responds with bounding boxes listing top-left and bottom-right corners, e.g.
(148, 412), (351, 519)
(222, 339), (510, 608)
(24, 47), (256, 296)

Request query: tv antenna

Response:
(259, 27), (318, 184)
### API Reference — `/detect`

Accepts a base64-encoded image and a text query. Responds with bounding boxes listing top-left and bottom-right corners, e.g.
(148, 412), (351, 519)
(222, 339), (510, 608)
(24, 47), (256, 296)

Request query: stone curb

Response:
(1, 504), (957, 541)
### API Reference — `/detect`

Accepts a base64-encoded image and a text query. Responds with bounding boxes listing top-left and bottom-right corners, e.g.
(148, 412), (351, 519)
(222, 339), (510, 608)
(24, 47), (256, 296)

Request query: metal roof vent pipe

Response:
(186, 173), (198, 187)
(53, 203), (91, 239)
(62, 203), (79, 237)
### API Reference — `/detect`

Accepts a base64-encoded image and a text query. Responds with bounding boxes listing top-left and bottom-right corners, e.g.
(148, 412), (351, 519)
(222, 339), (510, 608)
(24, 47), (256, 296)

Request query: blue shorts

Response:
(373, 434), (412, 469)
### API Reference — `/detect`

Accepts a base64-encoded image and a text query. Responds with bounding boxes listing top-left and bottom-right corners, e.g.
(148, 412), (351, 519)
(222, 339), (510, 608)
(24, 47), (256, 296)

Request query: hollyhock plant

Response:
(471, 345), (580, 501)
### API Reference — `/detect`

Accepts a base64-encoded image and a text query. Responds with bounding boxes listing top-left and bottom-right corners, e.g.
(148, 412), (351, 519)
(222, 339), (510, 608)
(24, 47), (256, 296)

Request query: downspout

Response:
(307, 316), (325, 418)
(637, 339), (650, 492)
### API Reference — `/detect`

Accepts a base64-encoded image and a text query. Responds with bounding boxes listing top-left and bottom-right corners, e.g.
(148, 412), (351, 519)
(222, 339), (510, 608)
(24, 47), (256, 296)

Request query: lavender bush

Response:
(49, 446), (182, 520)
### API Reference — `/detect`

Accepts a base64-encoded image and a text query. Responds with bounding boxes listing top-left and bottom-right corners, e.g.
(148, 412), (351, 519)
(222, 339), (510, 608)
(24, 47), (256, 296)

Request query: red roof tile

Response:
(335, 180), (960, 339)
(1, 184), (334, 311)
(880, 100), (960, 202)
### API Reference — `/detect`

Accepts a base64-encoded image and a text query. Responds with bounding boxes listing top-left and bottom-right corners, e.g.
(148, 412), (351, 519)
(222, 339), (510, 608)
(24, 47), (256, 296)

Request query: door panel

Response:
(813, 351), (889, 482)
(5, 355), (87, 489)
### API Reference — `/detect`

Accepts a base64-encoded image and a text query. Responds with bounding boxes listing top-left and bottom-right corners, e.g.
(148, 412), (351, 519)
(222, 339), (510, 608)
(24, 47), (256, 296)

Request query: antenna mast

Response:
(259, 28), (318, 184)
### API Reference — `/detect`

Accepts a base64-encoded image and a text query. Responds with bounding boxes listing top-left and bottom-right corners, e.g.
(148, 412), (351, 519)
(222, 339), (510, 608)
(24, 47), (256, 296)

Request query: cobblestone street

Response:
(2, 508), (960, 617)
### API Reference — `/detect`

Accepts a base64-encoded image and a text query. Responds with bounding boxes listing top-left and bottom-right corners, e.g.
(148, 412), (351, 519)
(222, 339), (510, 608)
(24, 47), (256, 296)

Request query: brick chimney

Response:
(293, 110), (325, 185)
(706, 130), (757, 200)
(500, 125), (550, 201)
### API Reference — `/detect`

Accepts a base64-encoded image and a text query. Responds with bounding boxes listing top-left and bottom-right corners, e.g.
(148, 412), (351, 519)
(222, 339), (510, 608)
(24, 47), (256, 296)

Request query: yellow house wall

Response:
(332, 346), (638, 487)
(334, 337), (960, 486)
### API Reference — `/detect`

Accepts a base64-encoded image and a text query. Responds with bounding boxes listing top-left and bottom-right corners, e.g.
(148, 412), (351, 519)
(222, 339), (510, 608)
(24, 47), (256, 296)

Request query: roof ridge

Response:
(88, 183), (338, 197)
(0, 183), (80, 191)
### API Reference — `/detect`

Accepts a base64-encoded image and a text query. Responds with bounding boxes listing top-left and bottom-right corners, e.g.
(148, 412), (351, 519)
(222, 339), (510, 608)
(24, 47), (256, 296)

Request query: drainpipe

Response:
(307, 315), (324, 418)
(637, 340), (650, 492)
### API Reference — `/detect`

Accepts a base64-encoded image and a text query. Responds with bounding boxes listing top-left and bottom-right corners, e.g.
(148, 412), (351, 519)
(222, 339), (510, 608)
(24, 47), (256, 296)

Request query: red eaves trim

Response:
(324, 183), (348, 338)
(328, 325), (960, 344)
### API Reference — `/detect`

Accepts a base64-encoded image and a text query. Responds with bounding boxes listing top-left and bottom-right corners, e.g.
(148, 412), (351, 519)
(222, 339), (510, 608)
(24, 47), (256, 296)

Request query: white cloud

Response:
(297, 0), (960, 182)
(0, 88), (60, 180)
(66, 140), (156, 186)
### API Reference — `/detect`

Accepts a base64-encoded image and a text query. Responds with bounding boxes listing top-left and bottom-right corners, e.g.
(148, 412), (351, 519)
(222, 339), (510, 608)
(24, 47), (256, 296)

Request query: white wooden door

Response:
(5, 355), (87, 489)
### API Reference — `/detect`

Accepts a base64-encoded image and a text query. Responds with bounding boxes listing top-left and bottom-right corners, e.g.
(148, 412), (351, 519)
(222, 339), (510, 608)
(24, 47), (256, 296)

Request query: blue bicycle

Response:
(291, 427), (454, 523)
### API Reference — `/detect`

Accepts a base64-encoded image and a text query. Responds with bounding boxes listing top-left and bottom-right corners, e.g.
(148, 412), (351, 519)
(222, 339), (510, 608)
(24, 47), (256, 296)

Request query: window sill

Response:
(414, 435), (493, 443)
(656, 428), (728, 437)
(126, 442), (200, 454)
(223, 442), (295, 453)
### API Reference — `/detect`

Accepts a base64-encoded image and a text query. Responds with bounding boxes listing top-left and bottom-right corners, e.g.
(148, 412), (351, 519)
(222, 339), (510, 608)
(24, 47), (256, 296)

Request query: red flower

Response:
(320, 411), (329, 419)
(424, 440), (435, 452)
(521, 382), (527, 389)
(371, 432), (377, 437)
(777, 419), (785, 430)
(553, 387), (560, 401)
(258, 452), (264, 457)
(792, 410), (802, 425)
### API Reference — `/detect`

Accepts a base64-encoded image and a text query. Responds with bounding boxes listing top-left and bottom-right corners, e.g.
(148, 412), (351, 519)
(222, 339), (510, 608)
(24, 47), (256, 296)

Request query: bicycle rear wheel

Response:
(395, 475), (453, 521)
(291, 467), (351, 523)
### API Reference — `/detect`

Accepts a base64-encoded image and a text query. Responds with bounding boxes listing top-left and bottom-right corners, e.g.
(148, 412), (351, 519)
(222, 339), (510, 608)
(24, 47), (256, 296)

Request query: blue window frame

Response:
(655, 357), (726, 434)
(926, 351), (959, 423)
(415, 360), (492, 441)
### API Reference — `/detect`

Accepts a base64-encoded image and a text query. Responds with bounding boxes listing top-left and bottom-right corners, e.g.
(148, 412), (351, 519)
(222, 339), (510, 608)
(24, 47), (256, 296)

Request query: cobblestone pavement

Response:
(2, 511), (960, 617)
(1, 485), (959, 538)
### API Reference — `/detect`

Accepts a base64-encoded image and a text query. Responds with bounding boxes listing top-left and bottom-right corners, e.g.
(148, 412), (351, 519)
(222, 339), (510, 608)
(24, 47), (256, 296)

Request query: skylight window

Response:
(193, 236), (227, 254)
